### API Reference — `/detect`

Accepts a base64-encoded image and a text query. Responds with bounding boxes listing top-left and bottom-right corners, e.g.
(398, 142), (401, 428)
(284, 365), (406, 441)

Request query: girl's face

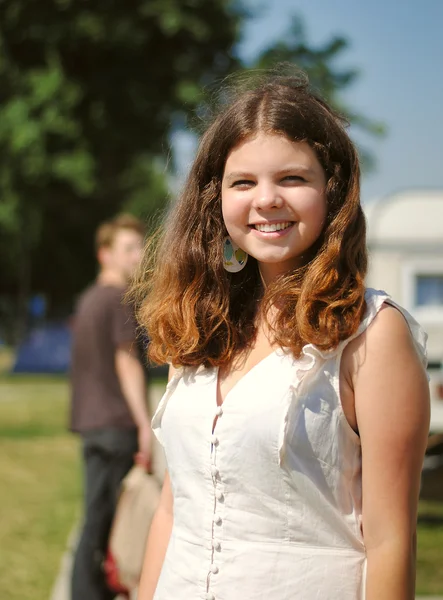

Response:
(221, 133), (327, 284)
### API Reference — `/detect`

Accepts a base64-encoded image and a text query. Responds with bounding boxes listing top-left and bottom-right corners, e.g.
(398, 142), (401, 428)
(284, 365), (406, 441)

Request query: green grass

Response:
(417, 501), (443, 595)
(0, 376), (81, 600)
(1, 375), (442, 598)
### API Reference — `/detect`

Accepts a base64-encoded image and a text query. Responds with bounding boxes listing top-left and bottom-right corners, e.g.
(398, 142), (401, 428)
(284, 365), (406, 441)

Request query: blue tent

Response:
(13, 323), (72, 374)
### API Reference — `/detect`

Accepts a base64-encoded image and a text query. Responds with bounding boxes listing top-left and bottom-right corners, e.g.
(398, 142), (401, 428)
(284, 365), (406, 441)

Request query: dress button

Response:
(213, 539), (221, 551)
(215, 405), (223, 417)
(215, 489), (224, 501)
(211, 435), (219, 446)
(214, 514), (222, 525)
(211, 465), (219, 478)
(205, 594), (215, 600)
(210, 563), (219, 574)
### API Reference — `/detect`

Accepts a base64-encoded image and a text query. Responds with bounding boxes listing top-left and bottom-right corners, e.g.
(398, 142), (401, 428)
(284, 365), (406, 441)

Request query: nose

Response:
(252, 181), (283, 210)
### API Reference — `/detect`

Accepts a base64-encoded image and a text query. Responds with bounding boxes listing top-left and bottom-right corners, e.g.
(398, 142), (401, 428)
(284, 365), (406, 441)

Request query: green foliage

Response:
(0, 0), (242, 320)
(120, 155), (171, 227)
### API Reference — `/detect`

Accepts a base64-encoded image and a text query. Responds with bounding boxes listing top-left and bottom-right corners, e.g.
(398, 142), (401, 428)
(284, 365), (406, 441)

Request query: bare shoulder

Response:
(342, 304), (423, 379)
(364, 303), (418, 349)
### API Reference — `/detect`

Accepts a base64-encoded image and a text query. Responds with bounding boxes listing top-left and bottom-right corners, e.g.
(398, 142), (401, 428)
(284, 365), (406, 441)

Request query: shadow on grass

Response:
(0, 425), (69, 439)
(418, 513), (443, 526)
(0, 373), (67, 383)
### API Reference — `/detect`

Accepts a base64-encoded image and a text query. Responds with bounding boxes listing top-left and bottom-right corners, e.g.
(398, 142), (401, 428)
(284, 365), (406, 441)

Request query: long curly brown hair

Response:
(132, 69), (367, 367)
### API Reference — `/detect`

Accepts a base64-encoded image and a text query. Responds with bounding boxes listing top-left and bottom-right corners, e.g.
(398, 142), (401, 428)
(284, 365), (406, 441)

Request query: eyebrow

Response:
(223, 165), (316, 183)
(278, 165), (315, 176)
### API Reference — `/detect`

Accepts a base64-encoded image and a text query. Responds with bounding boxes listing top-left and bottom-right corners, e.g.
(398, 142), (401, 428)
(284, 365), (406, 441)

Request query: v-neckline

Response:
(215, 347), (282, 408)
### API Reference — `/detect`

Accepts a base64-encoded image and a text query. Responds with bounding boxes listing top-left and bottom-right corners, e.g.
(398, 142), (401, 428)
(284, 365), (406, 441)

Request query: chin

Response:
(254, 253), (296, 264)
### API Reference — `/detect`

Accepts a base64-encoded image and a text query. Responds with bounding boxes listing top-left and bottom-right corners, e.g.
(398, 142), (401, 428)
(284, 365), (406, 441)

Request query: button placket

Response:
(206, 404), (224, 598)
(215, 488), (224, 501)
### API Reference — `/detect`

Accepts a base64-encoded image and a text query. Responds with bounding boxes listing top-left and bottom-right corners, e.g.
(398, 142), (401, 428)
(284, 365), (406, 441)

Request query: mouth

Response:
(249, 221), (295, 233)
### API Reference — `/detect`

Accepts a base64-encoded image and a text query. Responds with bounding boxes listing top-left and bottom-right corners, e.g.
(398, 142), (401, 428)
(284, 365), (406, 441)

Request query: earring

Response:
(223, 236), (248, 273)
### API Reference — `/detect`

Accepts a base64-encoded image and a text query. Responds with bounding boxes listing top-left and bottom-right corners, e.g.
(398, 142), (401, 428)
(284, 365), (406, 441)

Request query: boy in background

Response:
(70, 214), (150, 600)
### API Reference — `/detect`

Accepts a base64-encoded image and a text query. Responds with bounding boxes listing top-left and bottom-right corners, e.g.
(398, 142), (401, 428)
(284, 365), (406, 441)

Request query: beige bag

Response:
(108, 465), (161, 590)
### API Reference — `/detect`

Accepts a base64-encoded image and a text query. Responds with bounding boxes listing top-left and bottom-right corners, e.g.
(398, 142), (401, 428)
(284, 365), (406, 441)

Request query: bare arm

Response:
(345, 306), (429, 600)
(115, 343), (151, 464)
(138, 470), (174, 599)
(138, 365), (176, 598)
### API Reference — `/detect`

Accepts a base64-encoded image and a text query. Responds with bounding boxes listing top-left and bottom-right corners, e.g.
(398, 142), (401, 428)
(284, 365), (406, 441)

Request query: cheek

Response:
(130, 247), (142, 260)
(300, 193), (327, 229)
(122, 252), (135, 265)
(221, 191), (245, 229)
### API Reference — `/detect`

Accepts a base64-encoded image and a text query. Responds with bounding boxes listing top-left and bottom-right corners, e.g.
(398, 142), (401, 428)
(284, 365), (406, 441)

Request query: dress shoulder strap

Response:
(151, 367), (184, 446)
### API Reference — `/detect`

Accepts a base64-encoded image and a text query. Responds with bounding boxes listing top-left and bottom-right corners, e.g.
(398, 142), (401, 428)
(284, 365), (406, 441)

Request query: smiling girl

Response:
(133, 69), (429, 600)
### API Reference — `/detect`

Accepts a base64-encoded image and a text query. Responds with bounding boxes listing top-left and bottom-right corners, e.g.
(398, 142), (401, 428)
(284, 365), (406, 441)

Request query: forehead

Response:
(223, 133), (322, 173)
(111, 228), (143, 248)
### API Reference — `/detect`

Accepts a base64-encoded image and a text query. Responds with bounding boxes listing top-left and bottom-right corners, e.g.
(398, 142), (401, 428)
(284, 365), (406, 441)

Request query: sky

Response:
(173, 0), (443, 204)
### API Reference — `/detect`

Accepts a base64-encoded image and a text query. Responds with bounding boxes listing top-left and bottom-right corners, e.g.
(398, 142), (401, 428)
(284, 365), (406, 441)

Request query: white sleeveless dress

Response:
(151, 288), (427, 600)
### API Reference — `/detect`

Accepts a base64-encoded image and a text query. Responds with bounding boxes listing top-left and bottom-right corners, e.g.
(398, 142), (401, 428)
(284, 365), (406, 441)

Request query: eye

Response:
(281, 175), (306, 184)
(231, 179), (255, 189)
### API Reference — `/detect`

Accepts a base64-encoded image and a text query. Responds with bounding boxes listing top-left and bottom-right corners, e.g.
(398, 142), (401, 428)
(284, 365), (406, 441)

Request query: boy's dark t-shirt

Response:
(70, 283), (138, 433)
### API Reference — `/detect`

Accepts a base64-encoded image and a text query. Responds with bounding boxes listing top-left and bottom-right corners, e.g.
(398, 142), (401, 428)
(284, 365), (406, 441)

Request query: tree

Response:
(0, 0), (244, 337)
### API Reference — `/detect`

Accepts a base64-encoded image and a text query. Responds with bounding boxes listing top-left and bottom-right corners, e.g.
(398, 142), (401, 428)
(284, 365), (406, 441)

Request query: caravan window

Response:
(416, 274), (443, 307)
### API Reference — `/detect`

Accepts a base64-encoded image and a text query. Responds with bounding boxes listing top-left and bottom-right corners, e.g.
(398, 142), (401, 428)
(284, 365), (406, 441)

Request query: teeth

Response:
(254, 222), (293, 232)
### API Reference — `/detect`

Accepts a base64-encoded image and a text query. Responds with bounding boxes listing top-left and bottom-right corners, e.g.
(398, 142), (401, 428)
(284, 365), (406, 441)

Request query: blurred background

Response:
(0, 1), (442, 598)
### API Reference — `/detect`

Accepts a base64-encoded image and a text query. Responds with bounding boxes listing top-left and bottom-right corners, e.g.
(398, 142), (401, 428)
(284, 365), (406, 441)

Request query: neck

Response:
(258, 254), (311, 287)
(97, 269), (127, 287)
(258, 262), (293, 287)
